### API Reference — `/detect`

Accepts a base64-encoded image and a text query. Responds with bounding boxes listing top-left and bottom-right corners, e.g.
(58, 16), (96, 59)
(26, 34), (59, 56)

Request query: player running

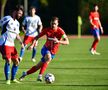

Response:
(0, 6), (24, 85)
(89, 4), (104, 55)
(19, 6), (43, 62)
(19, 17), (69, 81)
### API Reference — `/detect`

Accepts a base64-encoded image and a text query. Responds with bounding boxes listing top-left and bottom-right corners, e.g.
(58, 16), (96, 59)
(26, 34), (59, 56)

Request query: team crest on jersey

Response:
(14, 28), (16, 31)
(10, 23), (13, 25)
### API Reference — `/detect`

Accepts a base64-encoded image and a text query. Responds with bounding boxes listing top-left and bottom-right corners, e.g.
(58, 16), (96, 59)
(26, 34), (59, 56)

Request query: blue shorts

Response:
(91, 28), (100, 37)
(41, 46), (55, 62)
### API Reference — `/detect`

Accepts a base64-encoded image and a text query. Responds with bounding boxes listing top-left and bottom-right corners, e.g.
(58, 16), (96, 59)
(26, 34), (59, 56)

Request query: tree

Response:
(0, 0), (7, 18)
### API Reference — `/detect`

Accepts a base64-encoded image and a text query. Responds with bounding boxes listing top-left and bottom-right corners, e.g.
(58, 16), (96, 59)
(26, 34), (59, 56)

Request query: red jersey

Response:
(89, 11), (100, 29)
(38, 27), (65, 54)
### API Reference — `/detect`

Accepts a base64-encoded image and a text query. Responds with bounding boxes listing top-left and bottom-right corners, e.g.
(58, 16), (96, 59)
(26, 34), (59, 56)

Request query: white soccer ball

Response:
(44, 73), (55, 84)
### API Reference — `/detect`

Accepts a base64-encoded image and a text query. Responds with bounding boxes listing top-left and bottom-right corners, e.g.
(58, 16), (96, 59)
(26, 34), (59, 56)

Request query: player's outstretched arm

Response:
(54, 34), (69, 45)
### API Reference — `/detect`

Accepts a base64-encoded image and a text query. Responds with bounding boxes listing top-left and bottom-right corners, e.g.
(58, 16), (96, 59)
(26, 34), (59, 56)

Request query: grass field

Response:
(0, 36), (108, 90)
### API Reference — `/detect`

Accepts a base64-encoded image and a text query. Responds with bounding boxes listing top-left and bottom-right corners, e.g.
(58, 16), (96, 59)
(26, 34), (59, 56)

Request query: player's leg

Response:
(90, 29), (100, 55)
(9, 47), (20, 83)
(4, 60), (11, 85)
(94, 31), (100, 55)
(3, 46), (11, 85)
(19, 44), (27, 61)
(19, 61), (43, 81)
(19, 46), (48, 81)
(37, 54), (51, 81)
(37, 46), (55, 81)
(11, 47), (20, 83)
(11, 62), (20, 83)
(31, 41), (38, 62)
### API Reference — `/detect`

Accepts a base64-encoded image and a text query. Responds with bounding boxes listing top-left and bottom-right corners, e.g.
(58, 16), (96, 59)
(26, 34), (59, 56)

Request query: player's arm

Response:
(21, 17), (27, 34)
(22, 25), (26, 34)
(98, 20), (104, 34)
(28, 29), (47, 50)
(89, 13), (97, 28)
(54, 34), (69, 45)
(37, 24), (43, 34)
(16, 34), (24, 48)
(37, 17), (43, 34)
(90, 19), (96, 28)
(89, 18), (98, 29)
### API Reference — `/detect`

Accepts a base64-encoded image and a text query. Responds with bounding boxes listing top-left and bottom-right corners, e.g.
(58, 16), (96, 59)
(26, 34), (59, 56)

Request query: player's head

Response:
(29, 6), (36, 16)
(50, 17), (59, 30)
(10, 5), (24, 19)
(16, 5), (24, 19)
(93, 4), (99, 11)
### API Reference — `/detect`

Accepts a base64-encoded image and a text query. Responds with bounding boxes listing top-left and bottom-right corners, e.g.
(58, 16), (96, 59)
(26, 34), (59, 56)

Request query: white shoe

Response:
(6, 80), (11, 85)
(37, 75), (43, 82)
(90, 48), (95, 55)
(94, 51), (101, 55)
(31, 58), (36, 62)
(19, 57), (23, 62)
(11, 79), (21, 83)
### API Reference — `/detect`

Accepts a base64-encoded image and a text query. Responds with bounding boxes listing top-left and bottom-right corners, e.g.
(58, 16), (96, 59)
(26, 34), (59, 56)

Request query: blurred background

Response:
(0, 0), (108, 35)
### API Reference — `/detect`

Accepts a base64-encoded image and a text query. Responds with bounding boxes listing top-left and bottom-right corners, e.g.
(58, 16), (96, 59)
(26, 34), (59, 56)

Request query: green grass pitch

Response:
(0, 36), (108, 90)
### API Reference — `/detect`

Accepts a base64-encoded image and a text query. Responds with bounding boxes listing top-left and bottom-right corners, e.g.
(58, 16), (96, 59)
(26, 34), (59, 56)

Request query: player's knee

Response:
(13, 59), (20, 66)
(97, 37), (100, 42)
(44, 54), (52, 62)
(6, 59), (11, 64)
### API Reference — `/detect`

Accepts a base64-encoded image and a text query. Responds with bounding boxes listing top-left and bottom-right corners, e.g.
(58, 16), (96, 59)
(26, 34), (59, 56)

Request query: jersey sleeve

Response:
(0, 16), (11, 27)
(58, 27), (65, 38)
(37, 17), (42, 25)
(38, 28), (47, 38)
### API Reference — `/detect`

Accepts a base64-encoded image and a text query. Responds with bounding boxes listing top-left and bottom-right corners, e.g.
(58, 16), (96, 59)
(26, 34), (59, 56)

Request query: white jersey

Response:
(0, 16), (11, 34)
(0, 15), (11, 27)
(0, 16), (20, 46)
(23, 15), (42, 37)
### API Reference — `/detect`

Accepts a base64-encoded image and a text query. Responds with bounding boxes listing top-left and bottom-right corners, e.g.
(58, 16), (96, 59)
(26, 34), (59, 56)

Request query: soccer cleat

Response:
(6, 80), (11, 85)
(31, 58), (36, 62)
(19, 72), (27, 81)
(90, 48), (95, 55)
(94, 51), (101, 55)
(11, 79), (20, 83)
(37, 75), (43, 82)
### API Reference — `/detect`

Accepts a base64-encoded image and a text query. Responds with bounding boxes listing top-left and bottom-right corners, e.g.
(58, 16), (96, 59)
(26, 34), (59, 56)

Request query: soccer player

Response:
(0, 6), (24, 85)
(0, 5), (24, 35)
(19, 17), (69, 81)
(19, 6), (43, 62)
(89, 4), (104, 55)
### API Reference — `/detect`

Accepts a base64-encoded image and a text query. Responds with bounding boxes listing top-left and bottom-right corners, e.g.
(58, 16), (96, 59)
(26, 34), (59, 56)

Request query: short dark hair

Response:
(93, 4), (98, 7)
(29, 6), (36, 10)
(10, 5), (24, 13)
(16, 5), (24, 12)
(51, 17), (59, 22)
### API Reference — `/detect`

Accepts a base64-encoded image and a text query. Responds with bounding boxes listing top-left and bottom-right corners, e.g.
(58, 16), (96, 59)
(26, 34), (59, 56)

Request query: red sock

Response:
(91, 40), (99, 50)
(39, 62), (48, 75)
(27, 66), (40, 75)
